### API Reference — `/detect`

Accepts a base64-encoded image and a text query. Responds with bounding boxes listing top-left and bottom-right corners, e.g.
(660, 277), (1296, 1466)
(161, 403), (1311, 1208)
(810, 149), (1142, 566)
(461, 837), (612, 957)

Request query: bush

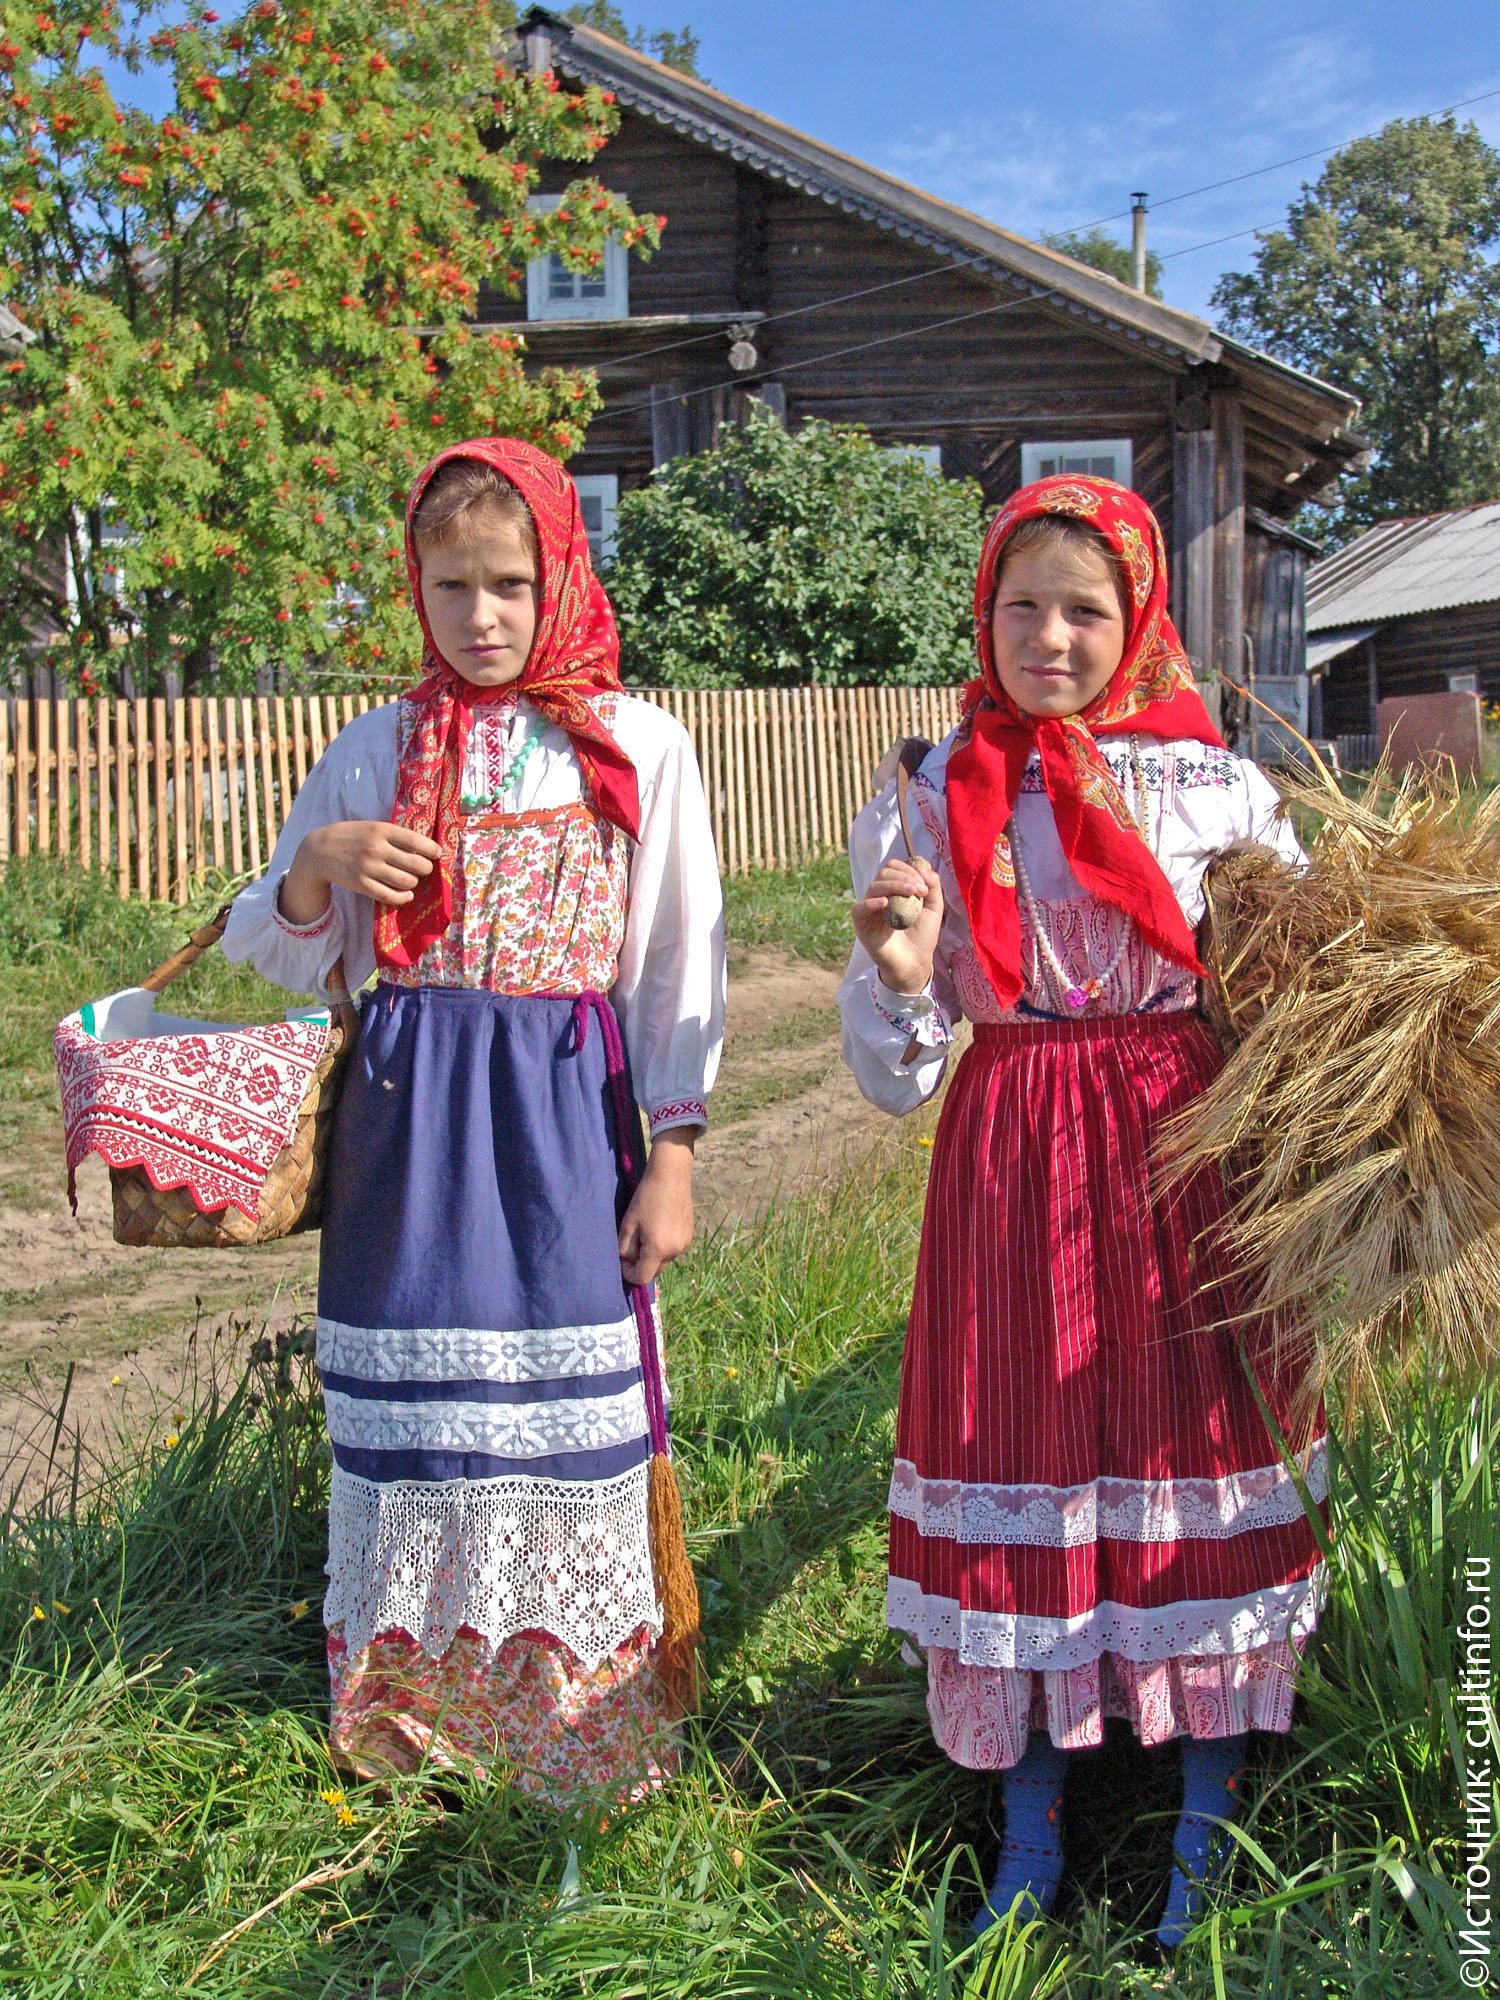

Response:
(607, 407), (986, 688)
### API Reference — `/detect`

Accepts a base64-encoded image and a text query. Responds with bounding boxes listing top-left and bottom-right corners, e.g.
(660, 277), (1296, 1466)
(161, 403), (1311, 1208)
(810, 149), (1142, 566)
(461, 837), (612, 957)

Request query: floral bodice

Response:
(382, 802), (630, 996)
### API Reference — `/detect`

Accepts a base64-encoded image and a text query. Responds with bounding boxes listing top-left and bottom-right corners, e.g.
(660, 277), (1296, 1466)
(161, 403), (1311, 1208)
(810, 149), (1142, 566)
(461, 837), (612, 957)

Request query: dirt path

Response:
(1, 949), (901, 1499)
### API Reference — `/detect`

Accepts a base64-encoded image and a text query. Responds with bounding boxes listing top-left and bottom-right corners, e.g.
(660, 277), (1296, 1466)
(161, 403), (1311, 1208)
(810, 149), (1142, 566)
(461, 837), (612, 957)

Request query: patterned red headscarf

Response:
(374, 438), (641, 970)
(944, 476), (1223, 1008)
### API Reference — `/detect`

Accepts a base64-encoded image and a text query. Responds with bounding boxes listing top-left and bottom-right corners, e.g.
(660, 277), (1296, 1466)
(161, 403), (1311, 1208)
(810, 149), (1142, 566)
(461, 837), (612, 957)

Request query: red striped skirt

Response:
(888, 1012), (1326, 1765)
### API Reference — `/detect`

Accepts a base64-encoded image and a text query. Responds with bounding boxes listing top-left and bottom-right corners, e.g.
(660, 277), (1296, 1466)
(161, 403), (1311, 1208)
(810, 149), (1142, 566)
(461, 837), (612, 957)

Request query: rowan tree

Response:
(0, 0), (660, 691)
(1213, 116), (1500, 536)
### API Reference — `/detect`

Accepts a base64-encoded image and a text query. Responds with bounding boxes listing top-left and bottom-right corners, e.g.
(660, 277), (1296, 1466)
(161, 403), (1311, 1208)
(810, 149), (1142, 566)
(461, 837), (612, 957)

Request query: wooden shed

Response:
(493, 8), (1365, 706)
(1307, 503), (1500, 737)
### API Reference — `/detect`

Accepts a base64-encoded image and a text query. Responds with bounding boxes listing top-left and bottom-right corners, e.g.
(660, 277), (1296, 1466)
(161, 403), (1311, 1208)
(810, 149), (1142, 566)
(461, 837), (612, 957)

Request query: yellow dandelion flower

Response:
(917, 1136), (934, 1148)
(335, 1804), (357, 1828)
(110, 1375), (121, 1387)
(164, 1433), (180, 1448)
(319, 1787), (345, 1808)
(52, 1599), (70, 1616)
(289, 1600), (310, 1620)
(725, 1366), (739, 1380)
(30, 1605), (44, 1622)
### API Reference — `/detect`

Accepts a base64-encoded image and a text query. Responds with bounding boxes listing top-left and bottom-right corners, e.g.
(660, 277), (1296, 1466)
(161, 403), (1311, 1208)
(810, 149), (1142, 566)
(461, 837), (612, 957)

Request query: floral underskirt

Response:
(921, 1639), (1302, 1770)
(327, 1621), (678, 1807)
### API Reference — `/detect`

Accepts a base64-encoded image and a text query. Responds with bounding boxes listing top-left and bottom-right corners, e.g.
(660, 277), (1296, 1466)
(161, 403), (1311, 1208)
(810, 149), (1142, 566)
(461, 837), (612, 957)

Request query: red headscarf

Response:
(375, 438), (641, 970)
(944, 475), (1223, 1008)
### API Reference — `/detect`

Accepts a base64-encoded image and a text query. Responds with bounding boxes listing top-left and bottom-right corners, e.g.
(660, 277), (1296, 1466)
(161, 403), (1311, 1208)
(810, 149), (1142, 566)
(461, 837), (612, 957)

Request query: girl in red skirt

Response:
(839, 476), (1324, 1950)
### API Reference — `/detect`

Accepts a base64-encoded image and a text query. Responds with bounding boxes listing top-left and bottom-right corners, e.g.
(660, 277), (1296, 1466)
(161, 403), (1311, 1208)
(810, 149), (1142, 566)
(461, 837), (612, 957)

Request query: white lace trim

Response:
(324, 1465), (660, 1670)
(887, 1441), (1328, 1548)
(322, 1381), (647, 1459)
(316, 1312), (640, 1385)
(886, 1571), (1326, 1671)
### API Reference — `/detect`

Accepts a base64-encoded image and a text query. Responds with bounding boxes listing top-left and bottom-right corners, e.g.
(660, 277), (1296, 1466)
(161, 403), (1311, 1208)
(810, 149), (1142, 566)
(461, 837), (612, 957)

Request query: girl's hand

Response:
(851, 856), (944, 997)
(618, 1128), (695, 1288)
(279, 820), (445, 923)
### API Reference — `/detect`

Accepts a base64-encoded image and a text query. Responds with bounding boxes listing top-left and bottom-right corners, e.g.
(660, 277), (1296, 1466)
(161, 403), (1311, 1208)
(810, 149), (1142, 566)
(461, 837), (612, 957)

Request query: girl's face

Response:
(417, 506), (539, 687)
(989, 536), (1127, 719)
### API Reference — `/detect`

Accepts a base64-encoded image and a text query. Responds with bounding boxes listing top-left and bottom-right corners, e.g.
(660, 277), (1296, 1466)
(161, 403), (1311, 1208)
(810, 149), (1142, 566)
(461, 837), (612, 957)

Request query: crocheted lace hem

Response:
(324, 1464), (660, 1672)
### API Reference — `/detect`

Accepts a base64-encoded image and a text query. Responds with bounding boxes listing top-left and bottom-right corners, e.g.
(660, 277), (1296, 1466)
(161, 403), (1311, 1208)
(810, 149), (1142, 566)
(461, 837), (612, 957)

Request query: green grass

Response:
(0, 1134), (1490, 1996)
(722, 855), (853, 971)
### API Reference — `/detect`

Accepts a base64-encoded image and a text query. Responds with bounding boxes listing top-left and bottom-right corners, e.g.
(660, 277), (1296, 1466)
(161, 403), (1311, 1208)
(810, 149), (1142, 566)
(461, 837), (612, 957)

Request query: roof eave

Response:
(517, 6), (1362, 461)
(522, 10), (1223, 365)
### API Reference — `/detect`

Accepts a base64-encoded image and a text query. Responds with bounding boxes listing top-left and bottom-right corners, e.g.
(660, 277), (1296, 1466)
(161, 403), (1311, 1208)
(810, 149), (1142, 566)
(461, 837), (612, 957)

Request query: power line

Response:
(602, 178), (1392, 424)
(566, 82), (1500, 382)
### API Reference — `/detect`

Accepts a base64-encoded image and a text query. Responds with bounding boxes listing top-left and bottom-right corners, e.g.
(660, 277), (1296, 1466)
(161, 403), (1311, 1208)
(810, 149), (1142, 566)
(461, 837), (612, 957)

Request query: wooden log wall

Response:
(0, 685), (966, 901)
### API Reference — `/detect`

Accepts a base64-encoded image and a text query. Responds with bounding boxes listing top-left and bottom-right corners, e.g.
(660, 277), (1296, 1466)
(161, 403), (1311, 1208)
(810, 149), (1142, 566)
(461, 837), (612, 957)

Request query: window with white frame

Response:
(526, 195), (628, 321)
(1448, 671), (1479, 694)
(1020, 439), (1133, 487)
(574, 474), (619, 565)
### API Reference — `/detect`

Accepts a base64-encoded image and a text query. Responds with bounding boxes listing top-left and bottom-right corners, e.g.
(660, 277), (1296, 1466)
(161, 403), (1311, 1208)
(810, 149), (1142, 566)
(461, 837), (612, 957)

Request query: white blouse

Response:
(222, 692), (726, 1133)
(840, 731), (1304, 1117)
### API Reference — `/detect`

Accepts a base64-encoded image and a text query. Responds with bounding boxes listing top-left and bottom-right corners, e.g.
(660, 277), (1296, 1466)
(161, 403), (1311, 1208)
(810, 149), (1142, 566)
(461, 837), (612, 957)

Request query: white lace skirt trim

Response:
(316, 1310), (641, 1384)
(887, 1440), (1328, 1548)
(324, 1464), (661, 1672)
(886, 1569), (1326, 1672)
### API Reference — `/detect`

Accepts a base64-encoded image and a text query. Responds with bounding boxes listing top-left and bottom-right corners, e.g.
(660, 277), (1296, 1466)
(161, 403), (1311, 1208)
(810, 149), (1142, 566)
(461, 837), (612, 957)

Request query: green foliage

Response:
(564, 1), (702, 76)
(1212, 115), (1500, 537)
(0, 0), (662, 694)
(1044, 226), (1162, 300)
(607, 406), (987, 688)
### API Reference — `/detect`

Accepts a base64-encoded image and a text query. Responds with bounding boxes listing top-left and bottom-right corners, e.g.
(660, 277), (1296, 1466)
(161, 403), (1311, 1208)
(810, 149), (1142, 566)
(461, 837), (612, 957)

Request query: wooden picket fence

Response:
(0, 685), (966, 901)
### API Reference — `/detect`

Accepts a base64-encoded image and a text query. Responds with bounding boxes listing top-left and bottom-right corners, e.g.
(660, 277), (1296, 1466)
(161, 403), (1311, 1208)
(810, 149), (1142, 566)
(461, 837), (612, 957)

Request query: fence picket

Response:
(0, 687), (967, 893)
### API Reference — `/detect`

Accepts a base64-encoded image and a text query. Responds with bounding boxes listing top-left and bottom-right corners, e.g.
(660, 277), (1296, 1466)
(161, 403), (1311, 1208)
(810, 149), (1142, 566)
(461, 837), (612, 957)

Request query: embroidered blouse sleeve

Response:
(220, 705), (399, 999)
(838, 756), (957, 1118)
(611, 701), (726, 1136)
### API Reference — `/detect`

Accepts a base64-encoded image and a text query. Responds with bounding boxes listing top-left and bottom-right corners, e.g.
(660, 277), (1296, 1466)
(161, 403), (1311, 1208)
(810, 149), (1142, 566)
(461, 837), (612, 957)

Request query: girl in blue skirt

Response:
(225, 439), (724, 1804)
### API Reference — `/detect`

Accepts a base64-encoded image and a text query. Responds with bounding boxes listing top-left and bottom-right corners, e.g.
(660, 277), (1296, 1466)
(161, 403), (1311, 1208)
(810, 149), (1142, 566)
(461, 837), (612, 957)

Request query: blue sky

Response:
(659, 0), (1500, 322)
(100, 0), (1500, 327)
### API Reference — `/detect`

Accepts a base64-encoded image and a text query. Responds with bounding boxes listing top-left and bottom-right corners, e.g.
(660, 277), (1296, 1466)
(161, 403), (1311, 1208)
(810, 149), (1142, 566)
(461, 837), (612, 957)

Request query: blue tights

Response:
(1157, 1733), (1248, 1951)
(972, 1734), (1069, 1934)
(970, 1731), (1249, 1945)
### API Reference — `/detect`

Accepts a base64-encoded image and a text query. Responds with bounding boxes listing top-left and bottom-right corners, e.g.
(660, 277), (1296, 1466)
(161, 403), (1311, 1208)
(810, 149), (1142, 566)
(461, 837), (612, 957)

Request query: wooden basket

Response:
(109, 908), (356, 1249)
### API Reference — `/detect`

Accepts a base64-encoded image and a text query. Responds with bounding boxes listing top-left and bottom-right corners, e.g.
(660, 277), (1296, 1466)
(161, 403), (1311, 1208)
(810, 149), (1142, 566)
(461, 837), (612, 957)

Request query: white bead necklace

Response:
(1012, 738), (1160, 1014)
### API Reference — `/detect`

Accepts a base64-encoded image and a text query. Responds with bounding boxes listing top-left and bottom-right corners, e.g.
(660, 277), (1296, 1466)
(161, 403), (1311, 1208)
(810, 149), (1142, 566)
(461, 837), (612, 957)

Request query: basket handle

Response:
(140, 904), (354, 1037)
(141, 906), (234, 992)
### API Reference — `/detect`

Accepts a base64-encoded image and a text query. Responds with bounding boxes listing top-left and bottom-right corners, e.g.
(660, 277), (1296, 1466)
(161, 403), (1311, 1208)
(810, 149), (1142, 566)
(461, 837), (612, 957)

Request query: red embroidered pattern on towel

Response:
(55, 1014), (330, 1219)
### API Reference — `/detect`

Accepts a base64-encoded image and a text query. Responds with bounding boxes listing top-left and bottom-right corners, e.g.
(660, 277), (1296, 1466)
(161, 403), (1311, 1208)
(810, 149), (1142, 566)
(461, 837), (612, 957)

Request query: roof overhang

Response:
(1306, 625), (1382, 672)
(516, 7), (1362, 505)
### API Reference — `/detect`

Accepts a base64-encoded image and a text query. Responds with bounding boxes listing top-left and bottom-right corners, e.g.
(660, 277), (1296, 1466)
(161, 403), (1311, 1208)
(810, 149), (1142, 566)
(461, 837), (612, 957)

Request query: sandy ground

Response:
(1, 949), (899, 1502)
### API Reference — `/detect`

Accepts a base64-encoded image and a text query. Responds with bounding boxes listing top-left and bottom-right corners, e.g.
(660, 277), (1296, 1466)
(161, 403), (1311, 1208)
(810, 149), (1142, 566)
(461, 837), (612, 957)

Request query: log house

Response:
(487, 10), (1365, 707)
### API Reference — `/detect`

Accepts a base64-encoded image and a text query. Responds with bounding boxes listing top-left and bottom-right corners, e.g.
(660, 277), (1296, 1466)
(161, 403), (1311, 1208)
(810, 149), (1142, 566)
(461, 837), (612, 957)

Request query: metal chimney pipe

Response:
(1131, 192), (1148, 293)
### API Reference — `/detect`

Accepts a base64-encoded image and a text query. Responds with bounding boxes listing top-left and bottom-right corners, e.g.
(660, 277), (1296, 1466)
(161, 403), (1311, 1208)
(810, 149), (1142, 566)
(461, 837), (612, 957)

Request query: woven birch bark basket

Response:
(108, 909), (354, 1249)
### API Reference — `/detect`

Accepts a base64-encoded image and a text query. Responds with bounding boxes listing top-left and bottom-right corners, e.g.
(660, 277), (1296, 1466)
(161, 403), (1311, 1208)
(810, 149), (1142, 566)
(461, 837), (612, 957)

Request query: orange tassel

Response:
(648, 1450), (701, 1717)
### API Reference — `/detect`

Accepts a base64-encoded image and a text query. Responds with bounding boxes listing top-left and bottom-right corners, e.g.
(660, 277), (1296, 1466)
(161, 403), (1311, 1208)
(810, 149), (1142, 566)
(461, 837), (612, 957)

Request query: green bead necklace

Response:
(460, 722), (542, 812)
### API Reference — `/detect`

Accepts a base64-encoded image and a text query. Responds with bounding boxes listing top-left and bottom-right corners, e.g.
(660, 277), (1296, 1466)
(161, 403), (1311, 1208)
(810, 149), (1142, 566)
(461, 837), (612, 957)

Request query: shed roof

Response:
(517, 9), (1364, 507)
(1306, 503), (1500, 630)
